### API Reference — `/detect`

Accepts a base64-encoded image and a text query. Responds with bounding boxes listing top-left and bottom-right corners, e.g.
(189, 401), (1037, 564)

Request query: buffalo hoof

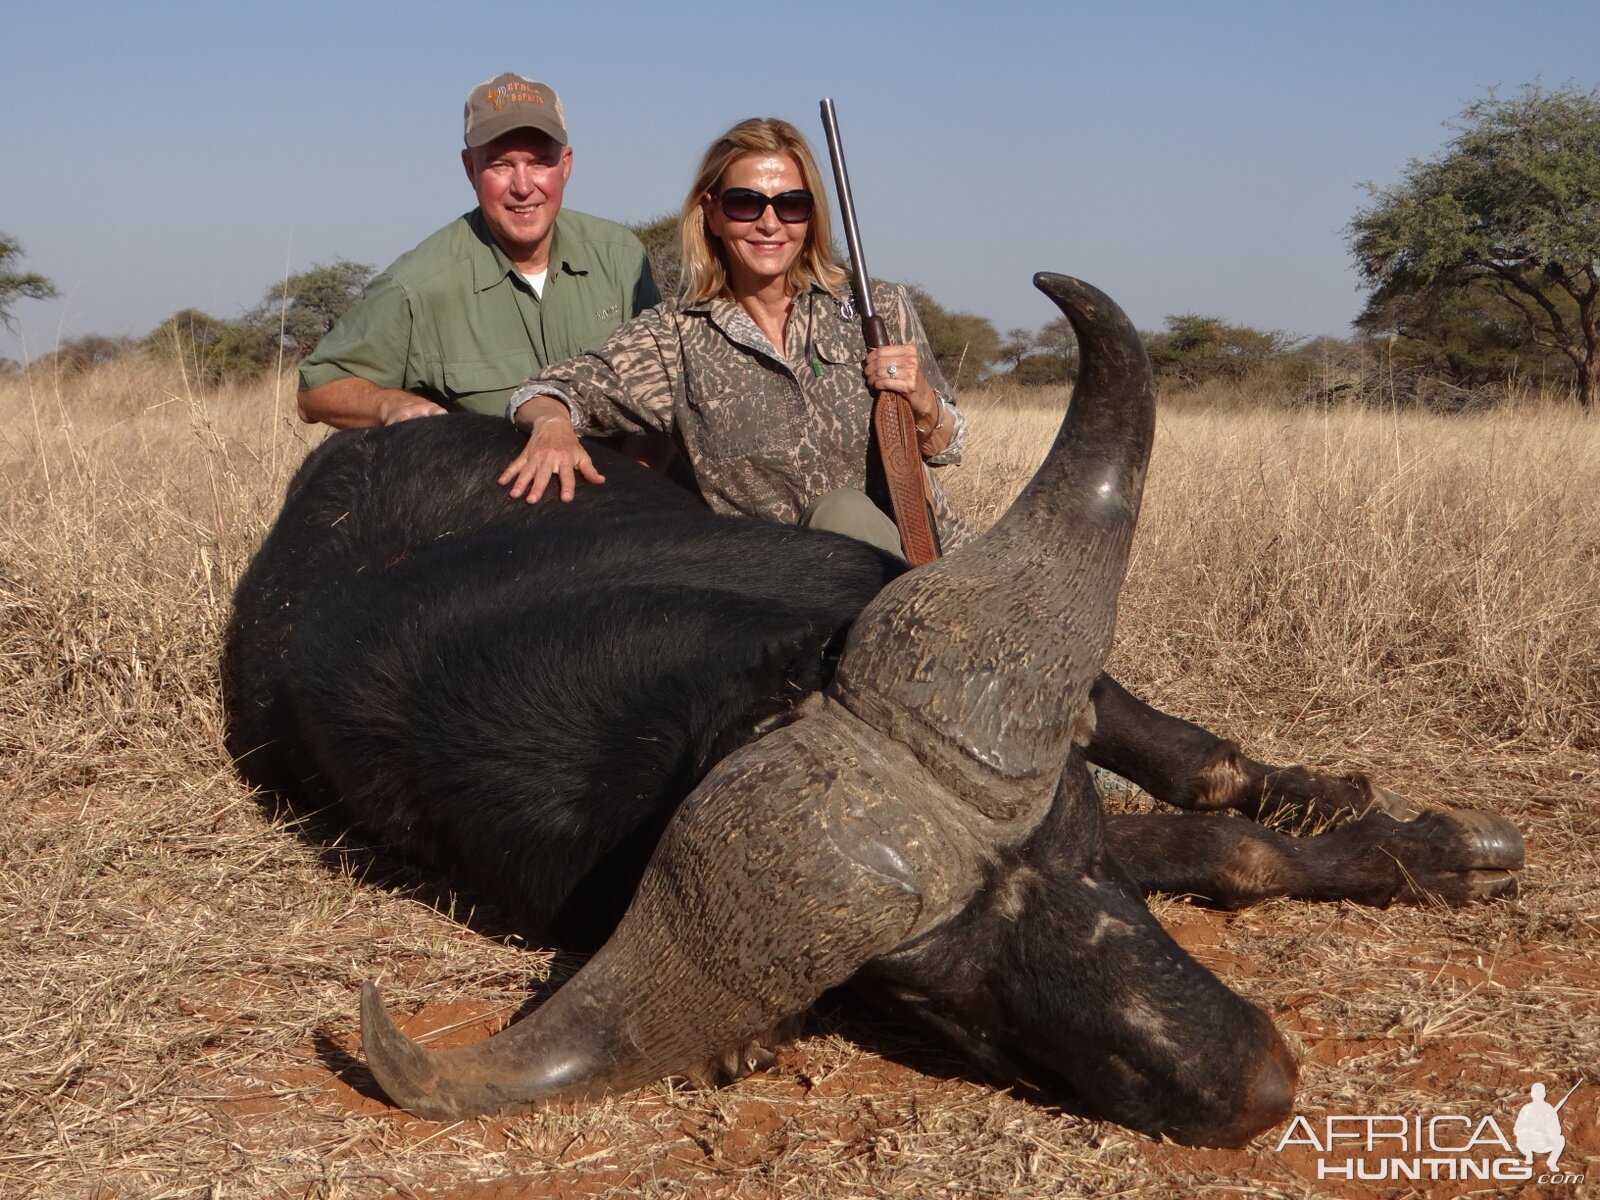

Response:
(1388, 809), (1524, 906)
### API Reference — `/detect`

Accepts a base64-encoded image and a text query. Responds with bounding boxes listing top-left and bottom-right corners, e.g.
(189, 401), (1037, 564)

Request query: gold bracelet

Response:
(915, 399), (946, 438)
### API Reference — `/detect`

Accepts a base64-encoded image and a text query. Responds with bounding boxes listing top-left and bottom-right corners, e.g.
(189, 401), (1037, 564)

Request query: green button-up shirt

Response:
(298, 207), (660, 415)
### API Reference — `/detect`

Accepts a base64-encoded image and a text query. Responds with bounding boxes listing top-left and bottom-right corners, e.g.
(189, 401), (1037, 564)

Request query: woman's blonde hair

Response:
(679, 118), (849, 304)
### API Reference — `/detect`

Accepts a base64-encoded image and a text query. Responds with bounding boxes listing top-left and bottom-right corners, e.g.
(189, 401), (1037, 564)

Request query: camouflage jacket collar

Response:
(681, 286), (860, 369)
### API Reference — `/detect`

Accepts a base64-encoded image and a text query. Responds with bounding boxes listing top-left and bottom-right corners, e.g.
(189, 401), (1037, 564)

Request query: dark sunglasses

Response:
(717, 187), (814, 224)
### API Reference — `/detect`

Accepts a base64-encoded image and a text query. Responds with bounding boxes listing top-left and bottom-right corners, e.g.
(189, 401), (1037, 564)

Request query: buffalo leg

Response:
(1105, 809), (1523, 908)
(1088, 674), (1416, 824)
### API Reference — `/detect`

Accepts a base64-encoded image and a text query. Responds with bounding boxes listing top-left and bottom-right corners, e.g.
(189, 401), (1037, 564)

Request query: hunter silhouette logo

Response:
(1514, 1080), (1579, 1170)
(1276, 1078), (1586, 1186)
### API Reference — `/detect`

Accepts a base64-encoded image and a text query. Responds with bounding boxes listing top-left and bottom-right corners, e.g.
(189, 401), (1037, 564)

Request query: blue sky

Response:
(4, 0), (1597, 362)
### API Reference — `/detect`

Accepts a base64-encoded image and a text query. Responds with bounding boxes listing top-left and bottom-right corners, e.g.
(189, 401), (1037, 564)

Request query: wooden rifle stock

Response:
(819, 99), (941, 566)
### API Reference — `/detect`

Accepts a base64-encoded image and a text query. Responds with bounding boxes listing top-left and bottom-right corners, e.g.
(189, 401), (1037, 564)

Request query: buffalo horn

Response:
(832, 273), (1157, 815)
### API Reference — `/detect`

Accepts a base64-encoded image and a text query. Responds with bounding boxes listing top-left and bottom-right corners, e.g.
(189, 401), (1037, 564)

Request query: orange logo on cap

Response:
(485, 86), (506, 111)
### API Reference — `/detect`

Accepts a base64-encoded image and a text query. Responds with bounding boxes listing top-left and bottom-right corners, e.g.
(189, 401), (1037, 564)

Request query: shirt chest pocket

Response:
(441, 351), (539, 415)
(810, 320), (867, 371)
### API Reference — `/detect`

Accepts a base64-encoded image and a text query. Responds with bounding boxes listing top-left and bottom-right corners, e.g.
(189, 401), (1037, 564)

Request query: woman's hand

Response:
(499, 395), (607, 503)
(864, 345), (952, 455)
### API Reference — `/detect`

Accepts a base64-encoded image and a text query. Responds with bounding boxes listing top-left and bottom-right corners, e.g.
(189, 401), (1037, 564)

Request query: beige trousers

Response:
(799, 488), (904, 559)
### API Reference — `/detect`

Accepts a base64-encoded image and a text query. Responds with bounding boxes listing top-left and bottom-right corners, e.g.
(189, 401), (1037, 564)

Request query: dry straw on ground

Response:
(2, 359), (1596, 1199)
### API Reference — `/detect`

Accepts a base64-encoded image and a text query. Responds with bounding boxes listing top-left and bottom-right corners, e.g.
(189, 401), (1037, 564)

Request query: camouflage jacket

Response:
(509, 280), (972, 547)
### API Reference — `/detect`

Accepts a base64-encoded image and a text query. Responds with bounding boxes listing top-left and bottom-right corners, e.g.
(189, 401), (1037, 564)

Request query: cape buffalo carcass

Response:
(222, 275), (1522, 1149)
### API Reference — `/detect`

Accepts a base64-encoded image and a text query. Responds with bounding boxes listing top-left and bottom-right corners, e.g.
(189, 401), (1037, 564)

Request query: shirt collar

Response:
(547, 215), (589, 279)
(681, 280), (836, 312)
(467, 208), (585, 294)
(684, 285), (845, 362)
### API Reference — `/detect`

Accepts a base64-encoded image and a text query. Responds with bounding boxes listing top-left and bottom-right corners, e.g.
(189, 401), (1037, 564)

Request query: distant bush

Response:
(31, 333), (140, 377)
(143, 260), (373, 385)
(630, 214), (681, 301)
(145, 308), (278, 384)
(1145, 314), (1300, 386)
(1009, 354), (1073, 387)
(902, 285), (1000, 386)
(1000, 312), (1303, 396)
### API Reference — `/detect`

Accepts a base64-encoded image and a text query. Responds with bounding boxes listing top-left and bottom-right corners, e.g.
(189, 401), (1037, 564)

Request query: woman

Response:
(498, 117), (970, 554)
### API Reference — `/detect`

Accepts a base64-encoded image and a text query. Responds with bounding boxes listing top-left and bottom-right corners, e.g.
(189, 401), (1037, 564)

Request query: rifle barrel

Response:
(819, 98), (877, 325)
(1552, 1079), (1582, 1112)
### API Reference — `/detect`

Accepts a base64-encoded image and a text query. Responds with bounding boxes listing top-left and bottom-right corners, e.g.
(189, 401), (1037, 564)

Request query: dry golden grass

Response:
(2, 358), (1596, 1198)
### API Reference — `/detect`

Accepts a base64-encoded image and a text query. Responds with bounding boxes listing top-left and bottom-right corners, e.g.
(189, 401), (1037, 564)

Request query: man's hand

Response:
(298, 376), (446, 429)
(500, 394), (606, 502)
(379, 393), (449, 424)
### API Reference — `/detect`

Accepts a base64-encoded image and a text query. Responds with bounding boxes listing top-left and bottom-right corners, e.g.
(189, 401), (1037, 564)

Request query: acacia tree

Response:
(997, 326), (1036, 373)
(1349, 85), (1600, 409)
(0, 234), (57, 334)
(1004, 316), (1076, 386)
(246, 259), (373, 359)
(1036, 315), (1077, 364)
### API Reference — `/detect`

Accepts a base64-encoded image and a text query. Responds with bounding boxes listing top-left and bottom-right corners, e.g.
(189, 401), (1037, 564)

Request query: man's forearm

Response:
(298, 376), (446, 428)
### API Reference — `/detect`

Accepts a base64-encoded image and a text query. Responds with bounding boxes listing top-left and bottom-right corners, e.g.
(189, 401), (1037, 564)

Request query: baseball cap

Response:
(464, 72), (568, 148)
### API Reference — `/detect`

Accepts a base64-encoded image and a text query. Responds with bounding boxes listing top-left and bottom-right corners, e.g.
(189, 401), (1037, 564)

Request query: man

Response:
(298, 72), (660, 428)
